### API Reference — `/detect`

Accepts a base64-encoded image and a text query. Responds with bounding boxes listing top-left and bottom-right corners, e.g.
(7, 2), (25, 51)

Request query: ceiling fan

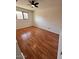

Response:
(28, 0), (39, 8)
(16, 0), (39, 8)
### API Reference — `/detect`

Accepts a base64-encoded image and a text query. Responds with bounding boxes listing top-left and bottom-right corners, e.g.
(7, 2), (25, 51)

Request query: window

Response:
(16, 11), (23, 19)
(16, 11), (28, 20)
(23, 12), (28, 20)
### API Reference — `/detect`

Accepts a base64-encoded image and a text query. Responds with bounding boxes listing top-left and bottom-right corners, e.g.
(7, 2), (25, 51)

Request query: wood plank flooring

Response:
(16, 26), (59, 59)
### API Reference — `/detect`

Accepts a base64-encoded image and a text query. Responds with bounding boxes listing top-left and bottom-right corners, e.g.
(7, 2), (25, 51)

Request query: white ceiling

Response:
(16, 0), (60, 11)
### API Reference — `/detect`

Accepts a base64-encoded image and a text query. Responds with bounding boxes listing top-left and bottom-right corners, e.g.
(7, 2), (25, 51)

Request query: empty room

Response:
(16, 0), (62, 59)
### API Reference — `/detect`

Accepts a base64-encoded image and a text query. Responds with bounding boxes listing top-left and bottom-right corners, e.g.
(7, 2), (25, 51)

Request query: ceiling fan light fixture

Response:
(31, 5), (35, 8)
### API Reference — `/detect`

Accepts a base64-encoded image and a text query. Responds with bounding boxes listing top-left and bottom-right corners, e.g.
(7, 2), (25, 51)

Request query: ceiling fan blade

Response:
(32, 1), (35, 4)
(35, 3), (39, 5)
(35, 5), (38, 8)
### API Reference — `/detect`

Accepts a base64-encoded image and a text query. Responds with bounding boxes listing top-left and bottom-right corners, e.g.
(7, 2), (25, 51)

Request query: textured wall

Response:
(16, 7), (34, 29)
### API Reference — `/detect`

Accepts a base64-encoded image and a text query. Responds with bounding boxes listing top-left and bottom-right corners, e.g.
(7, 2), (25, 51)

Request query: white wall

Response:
(33, 0), (61, 34)
(33, 8), (61, 34)
(16, 7), (34, 29)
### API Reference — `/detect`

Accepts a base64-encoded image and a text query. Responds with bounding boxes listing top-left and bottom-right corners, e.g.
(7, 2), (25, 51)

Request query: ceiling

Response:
(16, 0), (60, 11)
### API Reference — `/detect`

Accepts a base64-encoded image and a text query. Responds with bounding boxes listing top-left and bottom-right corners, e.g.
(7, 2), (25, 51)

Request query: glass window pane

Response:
(23, 13), (28, 19)
(16, 11), (23, 19)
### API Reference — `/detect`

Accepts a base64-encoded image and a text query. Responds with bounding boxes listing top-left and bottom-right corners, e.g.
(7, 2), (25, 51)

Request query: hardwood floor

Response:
(16, 26), (59, 59)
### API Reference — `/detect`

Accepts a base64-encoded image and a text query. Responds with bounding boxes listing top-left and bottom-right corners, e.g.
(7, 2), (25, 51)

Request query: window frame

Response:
(16, 11), (23, 20)
(22, 12), (29, 20)
(16, 11), (29, 20)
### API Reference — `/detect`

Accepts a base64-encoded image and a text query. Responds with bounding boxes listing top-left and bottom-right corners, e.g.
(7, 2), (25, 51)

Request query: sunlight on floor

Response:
(21, 32), (31, 40)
